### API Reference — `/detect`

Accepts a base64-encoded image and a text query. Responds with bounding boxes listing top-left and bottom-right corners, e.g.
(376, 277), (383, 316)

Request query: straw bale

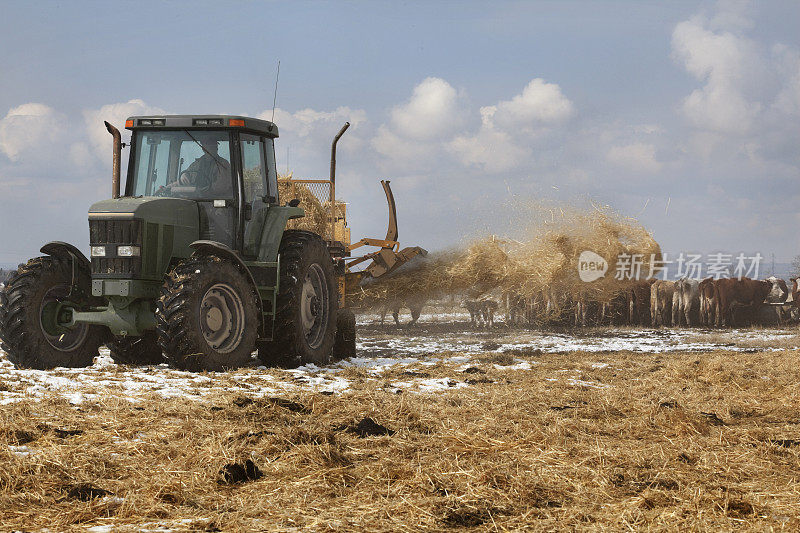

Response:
(507, 204), (661, 304)
(278, 173), (331, 236)
(356, 203), (660, 318)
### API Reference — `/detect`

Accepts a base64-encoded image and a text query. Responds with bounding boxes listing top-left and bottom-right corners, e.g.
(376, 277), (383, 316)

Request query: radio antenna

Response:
(271, 60), (280, 123)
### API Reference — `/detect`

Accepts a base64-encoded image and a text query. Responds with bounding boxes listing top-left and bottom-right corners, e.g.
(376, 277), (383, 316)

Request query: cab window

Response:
(264, 138), (278, 203)
(240, 134), (267, 203)
(129, 130), (233, 199)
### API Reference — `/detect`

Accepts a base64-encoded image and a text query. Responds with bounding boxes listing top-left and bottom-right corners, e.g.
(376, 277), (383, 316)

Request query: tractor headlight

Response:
(117, 246), (141, 257)
(90, 246), (107, 257)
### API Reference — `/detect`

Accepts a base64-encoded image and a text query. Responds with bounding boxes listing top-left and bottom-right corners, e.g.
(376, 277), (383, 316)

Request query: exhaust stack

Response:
(329, 122), (350, 205)
(104, 121), (121, 199)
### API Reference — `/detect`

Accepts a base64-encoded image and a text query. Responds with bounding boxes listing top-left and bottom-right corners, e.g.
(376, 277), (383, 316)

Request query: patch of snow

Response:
(86, 525), (115, 533)
(0, 326), (795, 405)
(415, 377), (468, 392)
(337, 356), (420, 374)
(0, 397), (24, 405)
(8, 445), (33, 457)
(494, 361), (533, 370)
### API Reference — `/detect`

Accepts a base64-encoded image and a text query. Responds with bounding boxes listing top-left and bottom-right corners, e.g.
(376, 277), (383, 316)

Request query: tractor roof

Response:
(125, 115), (278, 137)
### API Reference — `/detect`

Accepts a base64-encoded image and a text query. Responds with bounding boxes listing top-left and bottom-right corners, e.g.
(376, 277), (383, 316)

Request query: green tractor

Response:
(0, 115), (424, 371)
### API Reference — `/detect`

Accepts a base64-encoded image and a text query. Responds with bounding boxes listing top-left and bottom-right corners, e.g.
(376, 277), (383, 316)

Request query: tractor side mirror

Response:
(287, 198), (300, 208)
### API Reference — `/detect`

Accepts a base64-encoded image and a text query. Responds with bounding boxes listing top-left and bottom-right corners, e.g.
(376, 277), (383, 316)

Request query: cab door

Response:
(240, 133), (270, 258)
(181, 132), (238, 249)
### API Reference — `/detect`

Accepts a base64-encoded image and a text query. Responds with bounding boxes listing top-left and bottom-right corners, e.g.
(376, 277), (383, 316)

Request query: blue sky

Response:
(1, 0), (799, 266)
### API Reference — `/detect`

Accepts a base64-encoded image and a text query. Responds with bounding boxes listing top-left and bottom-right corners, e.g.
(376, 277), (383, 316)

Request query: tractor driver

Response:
(158, 139), (231, 197)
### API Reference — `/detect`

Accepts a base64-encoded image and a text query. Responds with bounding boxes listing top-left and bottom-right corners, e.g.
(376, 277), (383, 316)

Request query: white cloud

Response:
(607, 143), (662, 173)
(372, 124), (438, 165)
(370, 78), (465, 168)
(259, 105), (367, 177)
(0, 103), (65, 161)
(489, 78), (575, 131)
(447, 78), (574, 172)
(448, 106), (527, 172)
(265, 106), (366, 138)
(82, 99), (166, 161)
(388, 77), (464, 140)
(671, 1), (800, 172)
(671, 16), (763, 134)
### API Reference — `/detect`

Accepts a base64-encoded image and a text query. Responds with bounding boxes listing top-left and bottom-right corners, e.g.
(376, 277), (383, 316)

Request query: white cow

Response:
(756, 276), (792, 325)
(672, 278), (700, 327)
(765, 276), (789, 304)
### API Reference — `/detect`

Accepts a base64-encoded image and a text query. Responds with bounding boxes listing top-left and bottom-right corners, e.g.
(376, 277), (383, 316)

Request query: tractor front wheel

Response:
(108, 331), (164, 366)
(0, 256), (105, 369)
(258, 231), (337, 367)
(156, 256), (258, 371)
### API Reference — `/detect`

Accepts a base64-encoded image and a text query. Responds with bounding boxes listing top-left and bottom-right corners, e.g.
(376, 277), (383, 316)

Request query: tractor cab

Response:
(124, 115), (280, 254)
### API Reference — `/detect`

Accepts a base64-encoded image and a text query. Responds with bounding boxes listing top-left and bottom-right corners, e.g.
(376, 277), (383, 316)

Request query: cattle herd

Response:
(376, 276), (800, 329)
(507, 276), (799, 328)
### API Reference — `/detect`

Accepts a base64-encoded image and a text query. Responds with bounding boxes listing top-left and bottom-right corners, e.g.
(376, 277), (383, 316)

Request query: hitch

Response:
(345, 180), (427, 279)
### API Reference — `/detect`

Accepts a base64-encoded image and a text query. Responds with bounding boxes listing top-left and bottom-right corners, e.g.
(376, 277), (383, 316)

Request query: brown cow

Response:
(698, 277), (717, 327)
(791, 277), (799, 309)
(714, 277), (771, 327)
(650, 280), (675, 327)
(627, 279), (655, 326)
(380, 297), (427, 326)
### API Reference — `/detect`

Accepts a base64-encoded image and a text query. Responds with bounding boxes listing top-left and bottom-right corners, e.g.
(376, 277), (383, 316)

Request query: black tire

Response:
(332, 309), (357, 360)
(258, 230), (337, 367)
(157, 255), (258, 371)
(108, 331), (164, 365)
(0, 256), (104, 369)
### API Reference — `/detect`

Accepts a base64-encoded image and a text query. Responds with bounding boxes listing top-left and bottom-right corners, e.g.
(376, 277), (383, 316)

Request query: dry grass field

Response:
(1, 319), (800, 531)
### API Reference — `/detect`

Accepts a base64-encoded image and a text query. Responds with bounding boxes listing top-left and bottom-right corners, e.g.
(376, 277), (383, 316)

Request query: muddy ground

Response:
(1, 312), (799, 531)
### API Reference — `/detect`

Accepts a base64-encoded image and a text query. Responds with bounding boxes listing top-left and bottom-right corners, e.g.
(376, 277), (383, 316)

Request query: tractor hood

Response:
(87, 197), (201, 284)
(88, 197), (199, 230)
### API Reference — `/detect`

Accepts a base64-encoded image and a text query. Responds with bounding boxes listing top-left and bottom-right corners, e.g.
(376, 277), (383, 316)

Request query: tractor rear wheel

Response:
(332, 309), (356, 360)
(258, 230), (337, 367)
(108, 331), (163, 366)
(0, 256), (105, 369)
(157, 256), (258, 371)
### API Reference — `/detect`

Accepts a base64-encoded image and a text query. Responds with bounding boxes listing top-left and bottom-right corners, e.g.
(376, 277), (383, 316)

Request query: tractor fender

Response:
(40, 241), (91, 270)
(40, 241), (94, 302)
(189, 240), (265, 335)
(256, 205), (305, 262)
